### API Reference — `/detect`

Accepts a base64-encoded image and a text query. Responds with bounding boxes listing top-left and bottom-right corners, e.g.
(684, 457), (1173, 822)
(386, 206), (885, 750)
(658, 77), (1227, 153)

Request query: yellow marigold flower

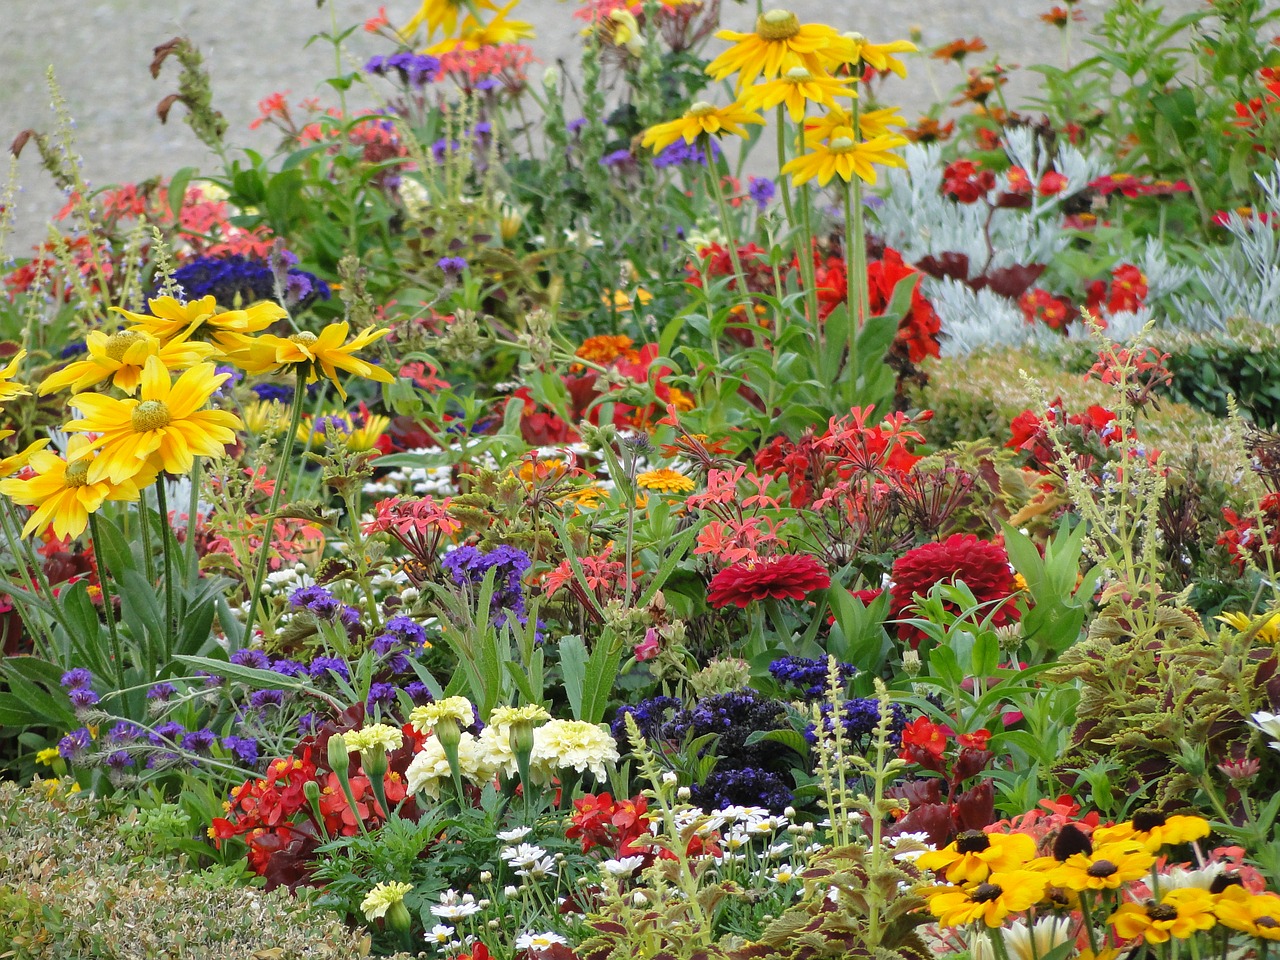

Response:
(641, 100), (765, 155)
(1217, 610), (1280, 643)
(0, 436), (156, 539)
(1215, 887), (1280, 940)
(117, 295), (286, 349)
(782, 131), (908, 186)
(402, 0), (500, 40)
(828, 32), (917, 78)
(360, 880), (414, 922)
(39, 329), (216, 396)
(740, 67), (856, 122)
(64, 357), (242, 485)
(576, 335), (639, 366)
(0, 438), (51, 478)
(1092, 811), (1210, 852)
(668, 386), (696, 412)
(1047, 841), (1155, 892)
(224, 322), (394, 401)
(0, 350), (31, 402)
(917, 830), (1037, 885)
(559, 485), (607, 509)
(636, 468), (695, 494)
(409, 695), (475, 734)
(707, 9), (843, 89)
(1108, 888), (1217, 943)
(927, 869), (1047, 928)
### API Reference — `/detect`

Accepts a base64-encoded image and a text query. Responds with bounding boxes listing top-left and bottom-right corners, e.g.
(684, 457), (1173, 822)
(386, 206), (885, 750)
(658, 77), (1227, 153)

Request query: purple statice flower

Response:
(804, 699), (907, 748)
(68, 687), (100, 709)
(437, 256), (468, 276)
(270, 658), (309, 678)
(106, 750), (135, 770)
(298, 713), (321, 736)
(58, 727), (92, 760)
(693, 767), (793, 813)
(611, 696), (681, 744)
(150, 721), (186, 745)
(769, 656), (855, 700)
(108, 721), (142, 744)
(289, 585), (341, 620)
(405, 681), (433, 703)
(147, 682), (177, 702)
(222, 735), (260, 765)
(748, 176), (776, 211)
(652, 139), (721, 169)
(366, 682), (398, 709)
(60, 668), (94, 690)
(165, 254), (329, 312)
(249, 689), (285, 709)
(309, 657), (350, 682)
(181, 729), (217, 753)
(231, 649), (272, 670)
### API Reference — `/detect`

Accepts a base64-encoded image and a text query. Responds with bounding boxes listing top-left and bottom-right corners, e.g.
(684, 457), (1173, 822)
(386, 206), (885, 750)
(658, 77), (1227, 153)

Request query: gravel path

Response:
(1, 0), (1201, 252)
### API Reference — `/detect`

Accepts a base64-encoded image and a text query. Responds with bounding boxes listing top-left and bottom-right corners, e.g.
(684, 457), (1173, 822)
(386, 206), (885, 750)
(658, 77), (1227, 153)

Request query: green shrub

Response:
(1161, 319), (1280, 428)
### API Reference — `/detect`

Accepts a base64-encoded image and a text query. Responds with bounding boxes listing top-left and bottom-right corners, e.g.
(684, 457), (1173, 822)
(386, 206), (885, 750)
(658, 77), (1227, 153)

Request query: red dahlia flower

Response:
(708, 554), (831, 608)
(889, 534), (1020, 645)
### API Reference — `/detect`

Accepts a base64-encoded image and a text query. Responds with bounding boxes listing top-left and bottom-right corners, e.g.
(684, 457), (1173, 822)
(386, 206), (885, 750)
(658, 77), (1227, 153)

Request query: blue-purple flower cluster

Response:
(365, 52), (440, 88)
(803, 699), (908, 749)
(60, 668), (100, 710)
(652, 139), (721, 169)
(768, 655), (856, 699)
(441, 544), (532, 627)
(165, 254), (330, 311)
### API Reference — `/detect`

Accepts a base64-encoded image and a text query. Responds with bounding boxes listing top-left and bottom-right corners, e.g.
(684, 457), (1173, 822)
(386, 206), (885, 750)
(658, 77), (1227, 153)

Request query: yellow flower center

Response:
(290, 331), (319, 347)
(132, 399), (172, 432)
(756, 9), (800, 41)
(687, 101), (717, 117)
(784, 67), (813, 82)
(104, 330), (147, 362)
(828, 136), (857, 152)
(64, 458), (91, 487)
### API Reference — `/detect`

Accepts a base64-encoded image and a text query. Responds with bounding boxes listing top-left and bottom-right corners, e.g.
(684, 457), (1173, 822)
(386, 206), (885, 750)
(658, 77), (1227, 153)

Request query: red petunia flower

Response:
(708, 553), (831, 608)
(889, 534), (1020, 646)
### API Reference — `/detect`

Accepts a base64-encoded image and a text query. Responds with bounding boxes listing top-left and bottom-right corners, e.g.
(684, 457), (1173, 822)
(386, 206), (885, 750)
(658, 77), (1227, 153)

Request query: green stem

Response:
(140, 487), (156, 586)
(241, 379), (309, 648)
(88, 512), (125, 688)
(185, 458), (201, 591)
(797, 183), (821, 332)
(156, 480), (175, 644)
(704, 139), (749, 308)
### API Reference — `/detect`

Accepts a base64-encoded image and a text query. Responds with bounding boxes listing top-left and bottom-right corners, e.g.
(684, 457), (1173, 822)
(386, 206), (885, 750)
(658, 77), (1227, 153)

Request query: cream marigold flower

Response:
(636, 467), (695, 494)
(530, 718), (619, 782)
(64, 357), (242, 485)
(707, 9), (843, 89)
(360, 880), (414, 921)
(344, 723), (405, 753)
(409, 696), (474, 734)
(223, 321), (394, 401)
(475, 724), (519, 780)
(39, 329), (215, 396)
(641, 101), (764, 154)
(0, 436), (156, 539)
(488, 704), (551, 728)
(405, 731), (482, 797)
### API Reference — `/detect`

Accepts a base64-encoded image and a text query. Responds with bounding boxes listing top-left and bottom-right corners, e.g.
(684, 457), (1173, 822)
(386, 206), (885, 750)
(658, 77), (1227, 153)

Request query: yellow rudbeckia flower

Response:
(781, 131), (908, 186)
(39, 329), (216, 396)
(1108, 888), (1217, 944)
(739, 67), (856, 122)
(401, 0), (500, 41)
(427, 1), (534, 52)
(706, 9), (843, 90)
(222, 322), (394, 401)
(829, 33), (918, 78)
(64, 357), (243, 485)
(0, 350), (31, 403)
(117, 295), (286, 351)
(641, 101), (764, 154)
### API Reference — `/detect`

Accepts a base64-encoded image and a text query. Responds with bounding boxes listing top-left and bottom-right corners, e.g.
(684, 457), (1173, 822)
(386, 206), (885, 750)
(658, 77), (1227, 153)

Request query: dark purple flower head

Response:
(231, 649), (272, 670)
(367, 682), (398, 709)
(600, 148), (635, 169)
(252, 383), (294, 404)
(250, 689), (285, 709)
(181, 728), (217, 753)
(271, 658), (309, 678)
(769, 656), (856, 699)
(611, 696), (681, 743)
(58, 727), (91, 759)
(437, 256), (468, 276)
(309, 657), (350, 682)
(748, 176), (776, 211)
(693, 767), (793, 813)
(106, 750), (135, 770)
(150, 721), (186, 745)
(405, 681), (433, 703)
(383, 615), (428, 647)
(60, 668), (93, 690)
(652, 139), (721, 169)
(567, 118), (587, 135)
(222, 735), (260, 765)
(147, 682), (177, 701)
(69, 687), (100, 709)
(108, 721), (143, 744)
(298, 712), (321, 736)
(290, 585), (341, 620)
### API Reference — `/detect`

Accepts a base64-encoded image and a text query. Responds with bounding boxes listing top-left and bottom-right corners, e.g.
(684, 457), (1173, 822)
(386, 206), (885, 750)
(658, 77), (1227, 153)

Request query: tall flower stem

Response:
(241, 378), (308, 648)
(704, 139), (749, 306)
(156, 480), (175, 642)
(845, 95), (871, 406)
(184, 458), (202, 590)
(88, 512), (126, 688)
(776, 106), (820, 334)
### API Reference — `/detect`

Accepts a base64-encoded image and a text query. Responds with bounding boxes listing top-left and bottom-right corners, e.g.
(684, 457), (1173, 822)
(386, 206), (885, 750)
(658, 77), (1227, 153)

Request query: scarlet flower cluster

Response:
(1086, 263), (1148, 317)
(942, 159), (996, 203)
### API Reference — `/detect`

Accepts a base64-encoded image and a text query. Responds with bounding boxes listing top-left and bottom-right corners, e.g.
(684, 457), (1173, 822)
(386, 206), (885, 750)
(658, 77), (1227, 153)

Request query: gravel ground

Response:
(1, 0), (1202, 252)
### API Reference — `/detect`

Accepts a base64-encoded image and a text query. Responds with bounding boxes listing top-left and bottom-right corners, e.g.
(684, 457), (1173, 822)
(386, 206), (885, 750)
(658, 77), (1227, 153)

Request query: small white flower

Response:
(497, 826), (533, 842)
(502, 842), (550, 868)
(427, 925), (455, 945)
(515, 932), (568, 951)
(479, 870), (492, 883)
(601, 855), (645, 877)
(504, 885), (519, 897)
(765, 841), (793, 859)
(662, 771), (679, 785)
(430, 890), (481, 920)
(768, 863), (798, 884)
(515, 856), (558, 880)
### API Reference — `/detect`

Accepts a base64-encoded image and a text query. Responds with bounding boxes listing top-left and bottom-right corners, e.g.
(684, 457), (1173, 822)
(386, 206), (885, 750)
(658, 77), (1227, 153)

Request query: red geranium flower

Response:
(708, 553), (831, 608)
(889, 534), (1020, 645)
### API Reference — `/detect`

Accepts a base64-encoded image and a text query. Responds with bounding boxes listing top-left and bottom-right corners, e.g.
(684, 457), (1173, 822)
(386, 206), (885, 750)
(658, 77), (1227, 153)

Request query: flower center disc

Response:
(1086, 860), (1118, 878)
(289, 331), (319, 347)
(104, 330), (147, 362)
(756, 9), (800, 41)
(784, 67), (813, 82)
(64, 458), (91, 487)
(132, 399), (172, 432)
(687, 101), (717, 117)
(829, 136), (857, 152)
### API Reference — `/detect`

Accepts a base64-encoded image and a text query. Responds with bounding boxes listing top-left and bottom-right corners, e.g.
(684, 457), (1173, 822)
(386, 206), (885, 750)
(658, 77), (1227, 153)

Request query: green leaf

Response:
(559, 635), (588, 720)
(744, 728), (811, 758)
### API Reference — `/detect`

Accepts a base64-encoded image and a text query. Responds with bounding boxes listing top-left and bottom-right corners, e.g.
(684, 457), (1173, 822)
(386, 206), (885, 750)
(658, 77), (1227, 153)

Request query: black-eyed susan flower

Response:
(0, 436), (157, 539)
(1108, 888), (1217, 943)
(223, 322), (394, 401)
(39, 329), (216, 396)
(1217, 610), (1280, 642)
(739, 66), (856, 122)
(117, 295), (286, 351)
(0, 350), (31, 402)
(1092, 811), (1210, 852)
(829, 32), (917, 78)
(926, 869), (1047, 928)
(707, 9), (843, 89)
(1215, 887), (1280, 940)
(641, 101), (765, 154)
(1047, 841), (1155, 892)
(64, 356), (243, 485)
(917, 830), (1038, 885)
(636, 468), (696, 494)
(781, 131), (908, 186)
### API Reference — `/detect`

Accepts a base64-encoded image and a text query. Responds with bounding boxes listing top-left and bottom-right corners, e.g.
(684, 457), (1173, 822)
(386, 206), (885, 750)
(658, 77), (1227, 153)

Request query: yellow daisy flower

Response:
(917, 830), (1037, 885)
(1217, 610), (1280, 643)
(1092, 811), (1210, 852)
(706, 9), (843, 90)
(641, 101), (764, 155)
(1215, 887), (1280, 940)
(64, 356), (243, 485)
(739, 67), (856, 122)
(117, 295), (286, 350)
(223, 322), (394, 401)
(1108, 888), (1217, 944)
(926, 869), (1047, 928)
(401, 0), (500, 40)
(39, 329), (216, 396)
(298, 408), (391, 452)
(829, 33), (918, 78)
(636, 468), (696, 494)
(781, 131), (909, 186)
(1047, 841), (1155, 892)
(0, 436), (156, 539)
(0, 438), (51, 478)
(0, 350), (31, 402)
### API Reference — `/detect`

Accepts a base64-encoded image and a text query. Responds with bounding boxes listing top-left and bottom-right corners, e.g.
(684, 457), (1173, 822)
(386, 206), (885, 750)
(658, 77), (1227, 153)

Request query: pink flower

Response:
(634, 628), (660, 662)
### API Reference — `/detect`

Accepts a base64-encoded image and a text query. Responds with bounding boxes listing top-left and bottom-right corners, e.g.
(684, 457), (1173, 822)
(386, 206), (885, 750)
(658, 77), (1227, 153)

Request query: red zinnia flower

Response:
(708, 553), (831, 608)
(889, 534), (1020, 645)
